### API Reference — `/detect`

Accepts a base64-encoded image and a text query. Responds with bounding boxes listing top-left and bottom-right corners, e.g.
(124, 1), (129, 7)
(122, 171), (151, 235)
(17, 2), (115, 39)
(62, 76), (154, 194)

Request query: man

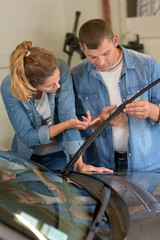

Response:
(71, 19), (160, 172)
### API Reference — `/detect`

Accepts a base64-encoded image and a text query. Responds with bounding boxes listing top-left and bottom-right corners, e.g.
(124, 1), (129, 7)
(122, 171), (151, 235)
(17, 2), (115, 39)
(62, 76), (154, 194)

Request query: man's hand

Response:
(93, 105), (125, 129)
(123, 100), (159, 122)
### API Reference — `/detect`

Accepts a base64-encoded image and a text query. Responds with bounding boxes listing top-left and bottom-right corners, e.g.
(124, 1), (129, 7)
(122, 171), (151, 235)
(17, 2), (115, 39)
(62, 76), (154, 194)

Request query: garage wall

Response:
(0, 0), (103, 149)
(109, 0), (160, 63)
(1, 0), (160, 150)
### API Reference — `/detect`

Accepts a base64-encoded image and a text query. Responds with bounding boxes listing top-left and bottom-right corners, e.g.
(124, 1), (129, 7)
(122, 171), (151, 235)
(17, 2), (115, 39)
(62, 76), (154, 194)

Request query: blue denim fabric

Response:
(1, 59), (84, 160)
(71, 46), (160, 172)
(31, 150), (67, 171)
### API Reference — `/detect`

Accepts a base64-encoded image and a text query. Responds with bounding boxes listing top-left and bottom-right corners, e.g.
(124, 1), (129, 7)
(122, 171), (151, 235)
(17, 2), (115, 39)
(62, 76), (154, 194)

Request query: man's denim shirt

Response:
(71, 46), (160, 172)
(1, 59), (83, 159)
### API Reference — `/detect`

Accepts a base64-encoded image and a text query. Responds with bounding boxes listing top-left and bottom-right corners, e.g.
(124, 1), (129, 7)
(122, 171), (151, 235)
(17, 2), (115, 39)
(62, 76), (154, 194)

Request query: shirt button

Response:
(123, 99), (125, 102)
(129, 153), (131, 156)
(86, 97), (88, 100)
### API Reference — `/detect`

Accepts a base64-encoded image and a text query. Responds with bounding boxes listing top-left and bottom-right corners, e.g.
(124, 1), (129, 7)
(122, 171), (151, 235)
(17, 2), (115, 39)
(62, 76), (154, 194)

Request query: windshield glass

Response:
(0, 149), (110, 240)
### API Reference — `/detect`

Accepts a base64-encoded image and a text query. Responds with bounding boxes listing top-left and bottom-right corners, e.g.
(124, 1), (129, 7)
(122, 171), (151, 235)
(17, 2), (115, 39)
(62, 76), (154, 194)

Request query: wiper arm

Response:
(85, 187), (111, 240)
(61, 78), (160, 175)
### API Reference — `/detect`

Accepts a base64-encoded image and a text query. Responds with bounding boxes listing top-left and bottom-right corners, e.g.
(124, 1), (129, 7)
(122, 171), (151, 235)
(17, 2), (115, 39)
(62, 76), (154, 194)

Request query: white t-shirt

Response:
(33, 92), (62, 156)
(100, 57), (129, 152)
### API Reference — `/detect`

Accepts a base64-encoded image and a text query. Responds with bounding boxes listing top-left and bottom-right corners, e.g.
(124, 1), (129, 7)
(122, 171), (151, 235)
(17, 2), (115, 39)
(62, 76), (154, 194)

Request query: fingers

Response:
(82, 110), (94, 122)
(94, 167), (113, 173)
(73, 119), (97, 130)
(110, 112), (125, 126)
(101, 105), (117, 116)
(125, 98), (146, 111)
(81, 110), (100, 129)
(82, 116), (89, 122)
(81, 110), (91, 122)
(75, 122), (90, 129)
(90, 117), (100, 125)
(86, 110), (91, 121)
(80, 165), (113, 173)
(100, 105), (117, 121)
(70, 118), (89, 129)
(82, 115), (100, 124)
(123, 100), (149, 119)
(79, 107), (124, 129)
(104, 104), (117, 112)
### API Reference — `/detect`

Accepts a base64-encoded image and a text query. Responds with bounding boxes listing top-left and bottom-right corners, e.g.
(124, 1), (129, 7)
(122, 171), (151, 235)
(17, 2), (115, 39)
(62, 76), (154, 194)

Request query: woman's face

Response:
(36, 67), (60, 93)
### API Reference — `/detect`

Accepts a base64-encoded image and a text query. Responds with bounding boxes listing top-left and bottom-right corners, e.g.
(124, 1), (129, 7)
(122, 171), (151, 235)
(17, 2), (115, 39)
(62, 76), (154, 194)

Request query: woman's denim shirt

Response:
(71, 46), (160, 172)
(1, 59), (83, 159)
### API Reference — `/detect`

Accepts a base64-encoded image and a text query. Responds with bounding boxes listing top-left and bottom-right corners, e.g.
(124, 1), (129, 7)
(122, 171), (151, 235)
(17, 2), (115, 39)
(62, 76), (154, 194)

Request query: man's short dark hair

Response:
(79, 19), (113, 49)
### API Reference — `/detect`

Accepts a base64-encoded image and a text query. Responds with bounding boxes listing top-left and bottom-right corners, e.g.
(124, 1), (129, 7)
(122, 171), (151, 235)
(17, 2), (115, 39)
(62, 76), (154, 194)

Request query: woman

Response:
(1, 41), (110, 172)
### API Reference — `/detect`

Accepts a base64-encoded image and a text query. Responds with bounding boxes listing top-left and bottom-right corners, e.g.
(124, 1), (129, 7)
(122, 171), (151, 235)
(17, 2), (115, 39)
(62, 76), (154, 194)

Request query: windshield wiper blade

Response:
(85, 187), (111, 240)
(61, 78), (160, 175)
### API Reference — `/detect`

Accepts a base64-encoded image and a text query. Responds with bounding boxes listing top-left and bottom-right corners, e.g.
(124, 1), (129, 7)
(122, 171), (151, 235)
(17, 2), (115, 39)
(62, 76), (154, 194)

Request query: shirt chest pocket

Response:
(126, 83), (149, 100)
(75, 92), (98, 118)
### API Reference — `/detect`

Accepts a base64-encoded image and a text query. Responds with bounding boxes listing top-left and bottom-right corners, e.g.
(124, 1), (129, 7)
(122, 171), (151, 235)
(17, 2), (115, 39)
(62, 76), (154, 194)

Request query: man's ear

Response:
(113, 34), (119, 47)
(79, 42), (84, 51)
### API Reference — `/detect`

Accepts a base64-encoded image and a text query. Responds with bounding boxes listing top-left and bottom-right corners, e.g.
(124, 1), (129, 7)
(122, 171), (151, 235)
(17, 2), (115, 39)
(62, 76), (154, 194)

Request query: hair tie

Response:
(26, 51), (30, 57)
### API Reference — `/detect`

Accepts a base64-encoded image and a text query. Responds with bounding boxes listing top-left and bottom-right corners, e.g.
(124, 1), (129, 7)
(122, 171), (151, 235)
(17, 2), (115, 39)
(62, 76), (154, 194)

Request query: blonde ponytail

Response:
(10, 41), (36, 102)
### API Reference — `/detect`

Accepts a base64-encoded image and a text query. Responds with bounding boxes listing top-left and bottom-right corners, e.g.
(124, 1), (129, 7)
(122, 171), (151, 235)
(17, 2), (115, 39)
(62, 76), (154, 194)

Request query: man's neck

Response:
(109, 48), (123, 71)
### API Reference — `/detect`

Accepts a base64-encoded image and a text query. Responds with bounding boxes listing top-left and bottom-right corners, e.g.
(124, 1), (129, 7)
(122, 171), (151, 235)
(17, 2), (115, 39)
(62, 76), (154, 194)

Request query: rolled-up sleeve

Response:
(65, 139), (85, 155)
(38, 125), (51, 144)
(56, 60), (84, 154)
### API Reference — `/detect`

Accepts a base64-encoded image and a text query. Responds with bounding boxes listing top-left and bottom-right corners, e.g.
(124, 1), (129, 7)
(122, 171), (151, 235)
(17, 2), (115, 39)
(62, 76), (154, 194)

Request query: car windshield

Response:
(0, 149), (110, 240)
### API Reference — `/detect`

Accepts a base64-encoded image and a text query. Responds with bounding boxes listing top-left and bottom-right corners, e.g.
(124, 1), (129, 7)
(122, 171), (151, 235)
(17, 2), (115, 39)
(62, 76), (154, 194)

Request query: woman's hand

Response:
(49, 111), (99, 139)
(74, 156), (113, 173)
(77, 163), (113, 173)
(68, 111), (100, 130)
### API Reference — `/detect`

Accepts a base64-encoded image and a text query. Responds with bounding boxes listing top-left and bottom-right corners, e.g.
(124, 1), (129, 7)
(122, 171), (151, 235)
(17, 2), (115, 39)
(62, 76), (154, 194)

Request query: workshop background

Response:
(0, 0), (160, 150)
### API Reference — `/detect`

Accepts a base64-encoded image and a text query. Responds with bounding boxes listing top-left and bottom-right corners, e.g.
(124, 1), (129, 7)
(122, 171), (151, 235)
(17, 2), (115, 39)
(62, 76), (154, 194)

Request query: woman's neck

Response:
(34, 90), (42, 99)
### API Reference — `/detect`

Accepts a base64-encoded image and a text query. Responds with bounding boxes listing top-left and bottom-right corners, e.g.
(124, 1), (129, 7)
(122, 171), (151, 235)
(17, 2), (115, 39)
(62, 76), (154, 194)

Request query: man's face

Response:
(81, 34), (119, 72)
